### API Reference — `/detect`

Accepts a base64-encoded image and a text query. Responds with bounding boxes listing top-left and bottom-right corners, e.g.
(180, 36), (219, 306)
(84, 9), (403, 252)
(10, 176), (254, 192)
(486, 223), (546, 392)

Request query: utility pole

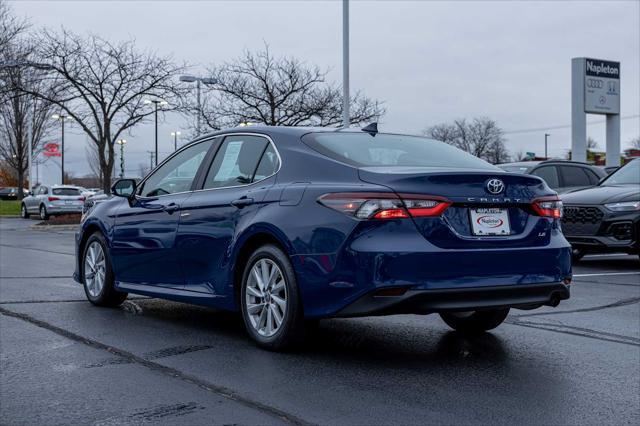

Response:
(147, 150), (155, 171)
(342, 0), (350, 128)
(116, 139), (126, 178)
(544, 133), (550, 159)
(144, 99), (168, 166)
(179, 76), (217, 137)
(171, 131), (181, 151)
(52, 114), (70, 184)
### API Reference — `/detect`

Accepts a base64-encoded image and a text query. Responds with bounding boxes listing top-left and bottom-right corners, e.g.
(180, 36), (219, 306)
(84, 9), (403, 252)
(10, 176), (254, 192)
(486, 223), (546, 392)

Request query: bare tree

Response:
(22, 29), (186, 191)
(587, 137), (599, 150)
(0, 41), (56, 198)
(189, 46), (383, 131)
(0, 0), (27, 57)
(628, 136), (640, 150)
(85, 141), (104, 183)
(424, 117), (509, 164)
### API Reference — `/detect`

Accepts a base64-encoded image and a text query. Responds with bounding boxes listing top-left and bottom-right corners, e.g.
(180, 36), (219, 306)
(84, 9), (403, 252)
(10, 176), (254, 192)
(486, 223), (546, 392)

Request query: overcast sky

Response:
(10, 0), (640, 182)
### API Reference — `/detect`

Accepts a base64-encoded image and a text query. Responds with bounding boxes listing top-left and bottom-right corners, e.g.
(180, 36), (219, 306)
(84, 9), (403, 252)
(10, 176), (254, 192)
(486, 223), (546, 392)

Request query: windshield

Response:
(303, 133), (498, 170)
(600, 160), (640, 185)
(52, 188), (81, 196)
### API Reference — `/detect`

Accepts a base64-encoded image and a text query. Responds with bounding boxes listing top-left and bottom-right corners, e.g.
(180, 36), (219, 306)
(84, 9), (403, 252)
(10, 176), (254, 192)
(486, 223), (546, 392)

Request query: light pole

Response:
(116, 139), (127, 178)
(544, 133), (551, 159)
(179, 75), (217, 136)
(52, 114), (71, 184)
(171, 131), (181, 151)
(342, 0), (350, 128)
(0, 60), (53, 192)
(144, 99), (168, 167)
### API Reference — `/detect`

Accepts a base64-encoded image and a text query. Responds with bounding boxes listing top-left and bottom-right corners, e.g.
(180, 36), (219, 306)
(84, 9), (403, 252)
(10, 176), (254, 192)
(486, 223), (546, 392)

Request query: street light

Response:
(52, 113), (72, 184)
(544, 133), (551, 159)
(116, 139), (127, 178)
(179, 75), (217, 136)
(144, 99), (168, 167)
(170, 131), (181, 151)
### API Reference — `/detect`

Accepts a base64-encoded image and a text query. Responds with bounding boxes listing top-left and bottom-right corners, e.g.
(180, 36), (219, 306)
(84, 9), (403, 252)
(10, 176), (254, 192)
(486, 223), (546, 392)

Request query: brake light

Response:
(78, 197), (85, 201)
(48, 196), (59, 201)
(532, 196), (563, 218)
(318, 193), (451, 220)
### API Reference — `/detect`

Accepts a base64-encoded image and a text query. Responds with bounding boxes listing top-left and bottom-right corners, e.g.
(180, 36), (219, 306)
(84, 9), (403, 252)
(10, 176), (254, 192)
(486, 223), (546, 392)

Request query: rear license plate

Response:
(470, 208), (511, 236)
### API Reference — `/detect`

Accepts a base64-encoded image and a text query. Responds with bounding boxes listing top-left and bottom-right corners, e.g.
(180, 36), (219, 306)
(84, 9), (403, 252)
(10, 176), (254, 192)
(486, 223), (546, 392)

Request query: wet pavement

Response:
(1, 217), (638, 425)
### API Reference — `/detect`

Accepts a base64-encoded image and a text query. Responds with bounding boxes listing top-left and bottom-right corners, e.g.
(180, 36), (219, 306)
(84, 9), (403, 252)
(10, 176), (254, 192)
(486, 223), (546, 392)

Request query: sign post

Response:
(571, 58), (621, 167)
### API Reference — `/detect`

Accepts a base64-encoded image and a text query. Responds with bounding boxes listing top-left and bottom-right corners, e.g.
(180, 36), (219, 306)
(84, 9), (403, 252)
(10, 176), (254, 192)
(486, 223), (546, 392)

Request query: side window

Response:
(139, 140), (213, 197)
(585, 169), (601, 185)
(531, 166), (560, 189)
(39, 186), (48, 195)
(203, 135), (269, 189)
(253, 144), (280, 181)
(560, 166), (591, 187)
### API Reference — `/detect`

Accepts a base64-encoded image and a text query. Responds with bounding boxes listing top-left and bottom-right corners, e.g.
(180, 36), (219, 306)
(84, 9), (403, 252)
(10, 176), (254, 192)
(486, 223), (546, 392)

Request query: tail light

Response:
(78, 197), (85, 201)
(48, 196), (59, 202)
(532, 196), (563, 218)
(318, 193), (451, 220)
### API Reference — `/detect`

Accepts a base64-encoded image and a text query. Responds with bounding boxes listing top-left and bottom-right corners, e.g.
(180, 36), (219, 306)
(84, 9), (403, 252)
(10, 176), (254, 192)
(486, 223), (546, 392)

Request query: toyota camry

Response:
(74, 125), (571, 350)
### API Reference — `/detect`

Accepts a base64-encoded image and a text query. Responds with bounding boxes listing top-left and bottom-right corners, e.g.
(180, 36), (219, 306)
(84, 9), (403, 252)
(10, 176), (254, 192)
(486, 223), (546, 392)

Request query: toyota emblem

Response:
(486, 179), (505, 194)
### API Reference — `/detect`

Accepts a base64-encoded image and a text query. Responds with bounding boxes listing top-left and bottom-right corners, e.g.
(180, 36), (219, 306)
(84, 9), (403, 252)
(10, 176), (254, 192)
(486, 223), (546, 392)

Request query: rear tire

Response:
(439, 308), (510, 334)
(240, 244), (306, 351)
(20, 204), (29, 219)
(82, 232), (128, 307)
(39, 204), (49, 220)
(572, 248), (586, 262)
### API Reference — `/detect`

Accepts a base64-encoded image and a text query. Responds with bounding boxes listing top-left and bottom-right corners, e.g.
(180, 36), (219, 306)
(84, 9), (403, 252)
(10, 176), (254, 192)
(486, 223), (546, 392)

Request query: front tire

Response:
(21, 204), (30, 219)
(240, 245), (305, 350)
(82, 232), (127, 307)
(39, 204), (49, 220)
(439, 308), (510, 334)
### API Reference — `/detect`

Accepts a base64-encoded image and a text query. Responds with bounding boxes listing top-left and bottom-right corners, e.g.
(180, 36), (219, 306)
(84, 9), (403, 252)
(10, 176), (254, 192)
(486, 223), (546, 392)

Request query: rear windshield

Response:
(303, 133), (497, 170)
(52, 188), (81, 196)
(600, 160), (640, 185)
(498, 165), (530, 173)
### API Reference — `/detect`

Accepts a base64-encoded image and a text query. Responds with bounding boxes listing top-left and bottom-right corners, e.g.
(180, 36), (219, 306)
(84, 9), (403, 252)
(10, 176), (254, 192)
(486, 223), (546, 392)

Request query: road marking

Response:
(573, 272), (640, 277)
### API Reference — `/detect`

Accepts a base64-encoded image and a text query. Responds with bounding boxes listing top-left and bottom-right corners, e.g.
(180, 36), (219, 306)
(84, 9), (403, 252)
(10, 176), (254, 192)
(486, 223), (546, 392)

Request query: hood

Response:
(561, 184), (640, 205)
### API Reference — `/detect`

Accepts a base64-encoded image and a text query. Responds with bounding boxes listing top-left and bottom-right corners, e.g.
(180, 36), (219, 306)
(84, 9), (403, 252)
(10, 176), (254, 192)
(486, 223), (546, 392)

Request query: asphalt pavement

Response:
(1, 217), (638, 425)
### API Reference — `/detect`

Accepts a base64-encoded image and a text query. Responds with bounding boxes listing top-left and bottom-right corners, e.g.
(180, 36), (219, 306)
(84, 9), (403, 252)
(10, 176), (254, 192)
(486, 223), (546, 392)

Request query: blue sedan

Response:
(74, 126), (571, 350)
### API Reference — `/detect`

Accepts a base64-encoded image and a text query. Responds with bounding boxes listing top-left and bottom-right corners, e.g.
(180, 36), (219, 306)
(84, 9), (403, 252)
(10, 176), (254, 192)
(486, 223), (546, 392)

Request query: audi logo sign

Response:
(586, 78), (603, 89)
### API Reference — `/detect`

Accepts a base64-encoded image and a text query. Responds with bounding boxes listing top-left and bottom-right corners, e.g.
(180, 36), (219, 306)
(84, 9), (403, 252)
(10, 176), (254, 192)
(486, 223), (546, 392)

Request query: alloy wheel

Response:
(84, 241), (106, 297)
(39, 206), (46, 220)
(245, 258), (287, 337)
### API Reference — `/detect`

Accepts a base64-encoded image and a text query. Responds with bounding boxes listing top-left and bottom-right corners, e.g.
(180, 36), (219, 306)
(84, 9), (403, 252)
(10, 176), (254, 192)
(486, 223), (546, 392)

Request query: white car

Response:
(21, 185), (86, 220)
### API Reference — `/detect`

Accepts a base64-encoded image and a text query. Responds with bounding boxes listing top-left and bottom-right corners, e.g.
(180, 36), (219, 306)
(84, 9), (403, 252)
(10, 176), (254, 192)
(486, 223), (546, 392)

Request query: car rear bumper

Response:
(47, 204), (83, 214)
(336, 282), (571, 317)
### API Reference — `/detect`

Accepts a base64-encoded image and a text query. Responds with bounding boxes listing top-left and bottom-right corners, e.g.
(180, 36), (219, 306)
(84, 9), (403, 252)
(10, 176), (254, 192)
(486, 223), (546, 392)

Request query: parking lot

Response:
(1, 216), (638, 425)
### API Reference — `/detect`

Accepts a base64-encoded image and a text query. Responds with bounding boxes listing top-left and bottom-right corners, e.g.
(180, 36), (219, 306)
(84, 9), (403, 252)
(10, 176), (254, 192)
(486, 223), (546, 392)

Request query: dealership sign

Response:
(43, 142), (62, 157)
(584, 58), (620, 114)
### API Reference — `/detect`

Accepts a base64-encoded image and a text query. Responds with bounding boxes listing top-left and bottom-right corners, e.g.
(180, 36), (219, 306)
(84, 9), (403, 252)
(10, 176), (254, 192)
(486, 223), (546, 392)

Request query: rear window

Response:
(303, 133), (497, 170)
(52, 188), (81, 196)
(498, 165), (530, 173)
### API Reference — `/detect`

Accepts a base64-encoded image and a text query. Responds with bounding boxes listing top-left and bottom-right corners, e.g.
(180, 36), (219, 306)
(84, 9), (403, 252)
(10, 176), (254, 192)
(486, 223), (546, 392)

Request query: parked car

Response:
(498, 160), (606, 194)
(21, 184), (86, 220)
(75, 126), (571, 350)
(0, 187), (28, 200)
(561, 158), (640, 261)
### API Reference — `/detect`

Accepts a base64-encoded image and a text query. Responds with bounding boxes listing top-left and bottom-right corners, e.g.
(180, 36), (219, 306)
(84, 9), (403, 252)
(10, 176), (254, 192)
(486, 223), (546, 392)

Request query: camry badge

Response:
(486, 179), (505, 195)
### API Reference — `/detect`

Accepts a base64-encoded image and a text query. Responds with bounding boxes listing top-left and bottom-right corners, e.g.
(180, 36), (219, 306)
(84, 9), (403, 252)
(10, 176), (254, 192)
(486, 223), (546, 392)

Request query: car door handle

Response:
(231, 197), (254, 208)
(163, 203), (180, 214)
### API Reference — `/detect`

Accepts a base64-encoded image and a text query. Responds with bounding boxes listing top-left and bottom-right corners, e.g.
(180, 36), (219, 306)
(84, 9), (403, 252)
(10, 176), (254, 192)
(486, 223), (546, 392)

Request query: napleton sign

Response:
(584, 58), (620, 115)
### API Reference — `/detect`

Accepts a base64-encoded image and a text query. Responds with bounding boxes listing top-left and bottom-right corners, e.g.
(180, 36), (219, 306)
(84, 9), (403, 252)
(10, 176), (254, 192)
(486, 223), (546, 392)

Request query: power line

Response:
(504, 114), (640, 135)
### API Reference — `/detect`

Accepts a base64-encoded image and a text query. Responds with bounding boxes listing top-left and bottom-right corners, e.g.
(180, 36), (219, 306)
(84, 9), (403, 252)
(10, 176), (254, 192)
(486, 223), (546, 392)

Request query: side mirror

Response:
(28, 191), (34, 196)
(111, 179), (137, 199)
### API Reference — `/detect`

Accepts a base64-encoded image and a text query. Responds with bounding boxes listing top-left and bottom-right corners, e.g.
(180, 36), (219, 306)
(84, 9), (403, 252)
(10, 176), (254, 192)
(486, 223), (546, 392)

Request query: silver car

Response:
(21, 185), (86, 220)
